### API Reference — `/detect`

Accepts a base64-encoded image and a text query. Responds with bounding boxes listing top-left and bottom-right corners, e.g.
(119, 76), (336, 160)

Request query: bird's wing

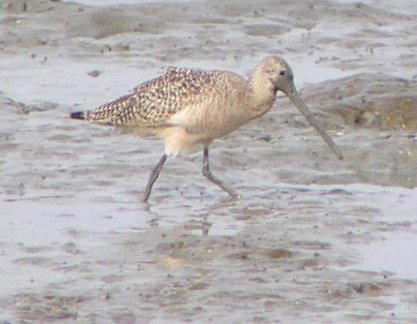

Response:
(84, 67), (240, 128)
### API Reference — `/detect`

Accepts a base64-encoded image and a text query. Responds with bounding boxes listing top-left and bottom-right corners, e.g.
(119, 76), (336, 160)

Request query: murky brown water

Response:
(1, 0), (417, 322)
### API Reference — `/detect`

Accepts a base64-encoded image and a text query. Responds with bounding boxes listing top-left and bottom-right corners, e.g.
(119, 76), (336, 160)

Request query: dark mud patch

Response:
(10, 293), (85, 321)
(304, 73), (417, 131)
(292, 73), (417, 188)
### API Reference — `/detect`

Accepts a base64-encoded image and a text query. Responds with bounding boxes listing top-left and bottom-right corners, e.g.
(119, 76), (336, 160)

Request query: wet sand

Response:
(1, 0), (417, 322)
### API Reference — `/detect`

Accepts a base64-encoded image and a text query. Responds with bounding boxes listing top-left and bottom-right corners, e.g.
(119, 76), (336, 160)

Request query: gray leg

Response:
(202, 145), (239, 199)
(142, 154), (167, 202)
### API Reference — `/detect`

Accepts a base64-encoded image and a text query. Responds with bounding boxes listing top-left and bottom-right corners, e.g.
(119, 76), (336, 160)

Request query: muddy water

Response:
(1, 0), (417, 322)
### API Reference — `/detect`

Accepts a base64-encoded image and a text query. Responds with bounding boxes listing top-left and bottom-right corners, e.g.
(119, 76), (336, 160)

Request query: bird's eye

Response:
(279, 70), (286, 76)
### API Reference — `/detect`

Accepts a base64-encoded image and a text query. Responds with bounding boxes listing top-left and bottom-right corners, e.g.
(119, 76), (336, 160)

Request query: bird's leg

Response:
(202, 145), (239, 199)
(142, 154), (167, 202)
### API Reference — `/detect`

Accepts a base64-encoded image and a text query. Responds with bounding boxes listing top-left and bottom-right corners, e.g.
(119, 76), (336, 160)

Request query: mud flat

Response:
(1, 0), (417, 322)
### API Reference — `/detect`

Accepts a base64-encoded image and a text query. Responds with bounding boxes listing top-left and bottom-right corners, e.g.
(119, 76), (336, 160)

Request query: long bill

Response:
(284, 85), (343, 160)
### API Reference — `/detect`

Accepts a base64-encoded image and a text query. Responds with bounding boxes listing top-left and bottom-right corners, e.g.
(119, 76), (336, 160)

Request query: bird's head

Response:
(257, 55), (343, 160)
(256, 55), (297, 96)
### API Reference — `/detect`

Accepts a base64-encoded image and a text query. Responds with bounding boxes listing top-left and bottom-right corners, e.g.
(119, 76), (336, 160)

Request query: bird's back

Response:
(81, 67), (246, 129)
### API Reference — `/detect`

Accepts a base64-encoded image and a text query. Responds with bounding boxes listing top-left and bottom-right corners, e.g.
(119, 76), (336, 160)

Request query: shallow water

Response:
(355, 233), (417, 278)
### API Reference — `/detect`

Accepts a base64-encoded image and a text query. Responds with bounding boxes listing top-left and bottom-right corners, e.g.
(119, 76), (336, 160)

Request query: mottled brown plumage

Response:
(71, 56), (343, 202)
(83, 67), (244, 129)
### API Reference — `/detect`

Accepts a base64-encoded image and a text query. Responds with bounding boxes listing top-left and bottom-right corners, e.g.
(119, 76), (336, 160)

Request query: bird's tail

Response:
(70, 111), (86, 120)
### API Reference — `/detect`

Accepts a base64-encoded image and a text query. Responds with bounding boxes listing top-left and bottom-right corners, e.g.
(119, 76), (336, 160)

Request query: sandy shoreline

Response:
(1, 0), (417, 322)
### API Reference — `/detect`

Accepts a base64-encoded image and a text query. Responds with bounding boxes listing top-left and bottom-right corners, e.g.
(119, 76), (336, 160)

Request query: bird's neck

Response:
(248, 70), (276, 118)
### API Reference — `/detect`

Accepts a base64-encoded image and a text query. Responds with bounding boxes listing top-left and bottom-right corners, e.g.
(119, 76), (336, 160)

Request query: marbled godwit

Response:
(71, 56), (343, 202)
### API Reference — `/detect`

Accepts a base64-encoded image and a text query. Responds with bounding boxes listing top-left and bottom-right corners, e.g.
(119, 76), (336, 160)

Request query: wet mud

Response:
(1, 0), (417, 322)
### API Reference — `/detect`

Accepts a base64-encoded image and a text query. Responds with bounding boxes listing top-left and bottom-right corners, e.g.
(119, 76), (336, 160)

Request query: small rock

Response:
(87, 70), (101, 78)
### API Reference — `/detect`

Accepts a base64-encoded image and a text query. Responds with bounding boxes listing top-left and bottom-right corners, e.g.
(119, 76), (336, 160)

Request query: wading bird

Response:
(71, 56), (343, 202)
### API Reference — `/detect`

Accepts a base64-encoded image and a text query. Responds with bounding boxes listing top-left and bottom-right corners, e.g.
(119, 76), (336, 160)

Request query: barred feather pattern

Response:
(84, 67), (241, 127)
